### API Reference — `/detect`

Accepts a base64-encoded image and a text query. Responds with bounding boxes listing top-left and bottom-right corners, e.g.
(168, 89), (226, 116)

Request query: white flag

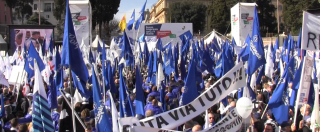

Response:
(265, 43), (274, 78)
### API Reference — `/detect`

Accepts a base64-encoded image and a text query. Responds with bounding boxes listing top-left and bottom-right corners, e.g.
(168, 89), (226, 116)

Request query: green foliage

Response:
(26, 13), (52, 25)
(53, 0), (66, 20)
(5, 0), (33, 24)
(281, 0), (320, 35)
(167, 1), (207, 32)
(208, 0), (230, 34)
(90, 0), (121, 36)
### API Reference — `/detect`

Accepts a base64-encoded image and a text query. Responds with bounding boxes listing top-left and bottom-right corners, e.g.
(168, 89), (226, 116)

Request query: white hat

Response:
(133, 88), (136, 93)
(268, 82), (273, 86)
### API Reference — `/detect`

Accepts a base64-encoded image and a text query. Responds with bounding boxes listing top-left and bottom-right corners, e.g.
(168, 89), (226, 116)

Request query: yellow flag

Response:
(119, 15), (126, 32)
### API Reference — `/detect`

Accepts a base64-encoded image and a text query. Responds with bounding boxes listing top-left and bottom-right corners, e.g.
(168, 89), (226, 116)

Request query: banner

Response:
(119, 62), (246, 129)
(231, 3), (256, 46)
(202, 109), (243, 132)
(296, 55), (314, 106)
(129, 109), (244, 132)
(301, 11), (320, 51)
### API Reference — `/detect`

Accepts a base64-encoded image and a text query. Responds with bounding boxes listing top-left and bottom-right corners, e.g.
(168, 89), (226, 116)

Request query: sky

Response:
(114, 0), (158, 23)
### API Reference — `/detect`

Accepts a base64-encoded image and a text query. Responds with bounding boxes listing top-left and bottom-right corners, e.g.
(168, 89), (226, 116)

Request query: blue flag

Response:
(151, 51), (158, 85)
(47, 75), (58, 109)
(143, 42), (150, 65)
(214, 54), (223, 78)
(156, 39), (163, 51)
(48, 37), (54, 54)
(135, 66), (145, 116)
(41, 38), (46, 56)
(92, 66), (112, 132)
(160, 81), (167, 111)
(97, 42), (102, 53)
(247, 6), (266, 75)
(54, 49), (63, 96)
(181, 50), (199, 105)
(179, 30), (193, 45)
(107, 62), (117, 94)
(89, 48), (95, 64)
(200, 48), (215, 74)
(119, 64), (135, 117)
(0, 94), (5, 118)
(25, 41), (45, 79)
(180, 50), (187, 81)
(102, 40), (109, 92)
(134, 1), (146, 30)
(239, 35), (251, 62)
(121, 31), (134, 66)
(61, 1), (89, 84)
(72, 70), (92, 98)
(268, 57), (294, 125)
(256, 65), (265, 85)
(127, 9), (135, 30)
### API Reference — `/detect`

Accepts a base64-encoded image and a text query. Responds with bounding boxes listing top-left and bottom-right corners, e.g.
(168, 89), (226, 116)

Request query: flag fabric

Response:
(134, 1), (147, 30)
(108, 91), (119, 132)
(0, 72), (9, 87)
(265, 43), (274, 78)
(41, 38), (46, 57)
(135, 66), (145, 116)
(54, 48), (63, 96)
(25, 41), (45, 79)
(48, 74), (58, 109)
(181, 50), (199, 105)
(92, 66), (112, 132)
(0, 94), (5, 118)
(214, 53), (222, 78)
(268, 57), (295, 125)
(89, 48), (95, 64)
(119, 64), (135, 117)
(97, 42), (103, 53)
(256, 65), (265, 85)
(239, 35), (251, 62)
(102, 40), (109, 92)
(247, 6), (266, 75)
(32, 60), (55, 132)
(107, 62), (117, 94)
(289, 57), (304, 108)
(119, 15), (127, 32)
(48, 37), (54, 54)
(121, 31), (134, 66)
(61, 0), (89, 88)
(127, 9), (135, 30)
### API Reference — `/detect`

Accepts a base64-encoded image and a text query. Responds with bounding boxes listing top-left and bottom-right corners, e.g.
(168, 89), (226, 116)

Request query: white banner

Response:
(203, 109), (243, 132)
(301, 11), (320, 51)
(119, 62), (246, 129)
(130, 126), (180, 132)
(296, 55), (314, 106)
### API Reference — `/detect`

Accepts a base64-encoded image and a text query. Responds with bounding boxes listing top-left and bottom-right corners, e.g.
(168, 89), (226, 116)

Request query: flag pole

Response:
(68, 66), (76, 132)
(59, 89), (87, 130)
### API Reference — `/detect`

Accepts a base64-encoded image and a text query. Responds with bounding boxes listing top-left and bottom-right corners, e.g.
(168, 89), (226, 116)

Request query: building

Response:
(0, 0), (12, 25)
(146, 0), (211, 34)
(31, 0), (58, 25)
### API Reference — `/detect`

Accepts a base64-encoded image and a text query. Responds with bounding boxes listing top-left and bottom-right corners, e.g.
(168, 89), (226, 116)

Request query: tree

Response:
(102, 19), (120, 44)
(208, 0), (229, 34)
(255, 0), (277, 36)
(26, 13), (52, 25)
(53, 0), (121, 39)
(90, 0), (121, 37)
(5, 0), (33, 24)
(281, 0), (320, 35)
(167, 1), (207, 32)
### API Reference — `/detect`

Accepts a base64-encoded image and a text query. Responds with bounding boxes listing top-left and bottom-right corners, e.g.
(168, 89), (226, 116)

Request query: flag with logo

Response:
(247, 6), (266, 75)
(61, 0), (89, 96)
(92, 65), (112, 131)
(25, 41), (45, 79)
(268, 57), (295, 125)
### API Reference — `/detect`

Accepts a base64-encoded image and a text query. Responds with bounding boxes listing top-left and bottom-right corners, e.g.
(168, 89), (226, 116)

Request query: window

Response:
(44, 3), (51, 12)
(52, 3), (55, 10)
(278, 5), (283, 11)
(34, 4), (38, 10)
(4, 15), (7, 24)
(46, 15), (50, 19)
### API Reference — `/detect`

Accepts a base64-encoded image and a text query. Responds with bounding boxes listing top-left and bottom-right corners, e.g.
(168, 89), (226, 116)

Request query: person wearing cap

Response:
(264, 109), (278, 131)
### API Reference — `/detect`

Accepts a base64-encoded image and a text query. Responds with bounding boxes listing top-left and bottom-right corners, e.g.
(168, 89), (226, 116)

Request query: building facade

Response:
(0, 0), (12, 25)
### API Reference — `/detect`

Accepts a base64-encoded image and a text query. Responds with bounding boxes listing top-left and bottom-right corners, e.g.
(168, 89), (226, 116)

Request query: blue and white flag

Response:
(127, 9), (135, 30)
(32, 60), (55, 132)
(134, 1), (146, 30)
(247, 6), (266, 75)
(61, 0), (89, 87)
(92, 66), (112, 132)
(268, 57), (294, 125)
(25, 41), (45, 79)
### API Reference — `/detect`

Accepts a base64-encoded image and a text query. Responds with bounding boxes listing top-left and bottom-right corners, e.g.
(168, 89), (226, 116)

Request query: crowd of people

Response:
(0, 45), (317, 132)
